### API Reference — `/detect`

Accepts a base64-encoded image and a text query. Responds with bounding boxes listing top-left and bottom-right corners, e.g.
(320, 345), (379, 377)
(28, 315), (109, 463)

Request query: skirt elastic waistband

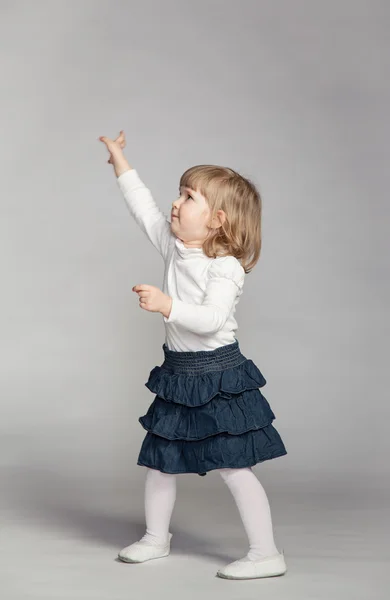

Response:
(161, 339), (247, 374)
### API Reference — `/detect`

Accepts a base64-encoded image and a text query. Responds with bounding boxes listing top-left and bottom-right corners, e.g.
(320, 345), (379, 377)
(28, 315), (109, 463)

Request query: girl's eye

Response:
(178, 191), (193, 200)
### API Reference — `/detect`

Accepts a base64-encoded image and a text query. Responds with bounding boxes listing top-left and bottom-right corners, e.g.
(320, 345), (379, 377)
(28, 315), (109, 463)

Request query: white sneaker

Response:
(118, 532), (173, 563)
(216, 549), (287, 580)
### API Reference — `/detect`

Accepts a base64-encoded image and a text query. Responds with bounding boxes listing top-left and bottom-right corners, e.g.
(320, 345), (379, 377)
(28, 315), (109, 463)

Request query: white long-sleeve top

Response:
(116, 168), (246, 352)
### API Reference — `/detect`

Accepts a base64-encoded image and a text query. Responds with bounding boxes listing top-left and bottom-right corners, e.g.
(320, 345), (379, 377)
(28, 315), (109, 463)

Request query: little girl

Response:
(99, 131), (288, 580)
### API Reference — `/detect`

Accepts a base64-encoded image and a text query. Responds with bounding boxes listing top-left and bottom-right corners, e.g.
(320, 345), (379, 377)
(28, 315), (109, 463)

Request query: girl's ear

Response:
(210, 209), (227, 229)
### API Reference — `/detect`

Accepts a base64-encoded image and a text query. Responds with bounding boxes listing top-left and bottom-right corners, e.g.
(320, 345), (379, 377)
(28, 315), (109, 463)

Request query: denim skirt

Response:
(137, 339), (287, 476)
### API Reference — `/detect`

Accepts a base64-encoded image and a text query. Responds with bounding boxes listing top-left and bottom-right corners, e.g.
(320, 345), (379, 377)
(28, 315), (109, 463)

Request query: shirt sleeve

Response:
(163, 256), (245, 334)
(116, 169), (174, 260)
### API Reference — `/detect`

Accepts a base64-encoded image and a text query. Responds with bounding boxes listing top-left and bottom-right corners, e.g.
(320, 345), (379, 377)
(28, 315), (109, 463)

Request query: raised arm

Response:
(116, 169), (174, 260)
(99, 130), (174, 260)
(163, 256), (245, 334)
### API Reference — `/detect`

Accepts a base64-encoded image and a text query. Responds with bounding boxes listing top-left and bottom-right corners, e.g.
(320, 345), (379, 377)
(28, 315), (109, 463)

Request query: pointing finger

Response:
(132, 284), (150, 291)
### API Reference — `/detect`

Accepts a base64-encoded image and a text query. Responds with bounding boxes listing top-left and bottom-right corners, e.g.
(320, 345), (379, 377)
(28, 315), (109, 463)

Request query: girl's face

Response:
(171, 186), (212, 247)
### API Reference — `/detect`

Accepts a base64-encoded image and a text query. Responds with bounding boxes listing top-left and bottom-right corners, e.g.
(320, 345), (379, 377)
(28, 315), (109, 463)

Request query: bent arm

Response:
(163, 276), (242, 335)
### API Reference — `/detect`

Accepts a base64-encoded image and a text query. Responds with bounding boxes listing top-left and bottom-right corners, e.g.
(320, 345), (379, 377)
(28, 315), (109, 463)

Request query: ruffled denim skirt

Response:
(137, 339), (287, 476)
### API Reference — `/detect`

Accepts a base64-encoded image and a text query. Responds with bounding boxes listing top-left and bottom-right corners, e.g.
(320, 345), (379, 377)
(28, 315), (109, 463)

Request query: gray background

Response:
(1, 0), (389, 598)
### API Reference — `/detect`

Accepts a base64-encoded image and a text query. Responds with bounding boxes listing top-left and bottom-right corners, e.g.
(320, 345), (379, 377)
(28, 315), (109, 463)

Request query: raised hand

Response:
(99, 130), (126, 163)
(98, 130), (131, 177)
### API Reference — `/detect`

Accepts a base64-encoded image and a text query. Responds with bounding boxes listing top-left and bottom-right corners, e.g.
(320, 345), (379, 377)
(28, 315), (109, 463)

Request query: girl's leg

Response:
(219, 466), (280, 560)
(141, 468), (177, 546)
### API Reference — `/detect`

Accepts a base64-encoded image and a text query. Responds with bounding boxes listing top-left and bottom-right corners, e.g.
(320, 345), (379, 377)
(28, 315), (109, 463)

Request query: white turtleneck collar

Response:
(174, 237), (207, 259)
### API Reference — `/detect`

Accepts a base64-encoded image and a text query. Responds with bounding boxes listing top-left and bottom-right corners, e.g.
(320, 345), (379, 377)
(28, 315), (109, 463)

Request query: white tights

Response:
(141, 466), (280, 560)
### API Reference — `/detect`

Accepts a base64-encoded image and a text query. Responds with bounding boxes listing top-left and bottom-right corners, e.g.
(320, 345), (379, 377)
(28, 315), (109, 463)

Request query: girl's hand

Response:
(99, 130), (126, 163)
(132, 284), (172, 318)
(98, 130), (131, 177)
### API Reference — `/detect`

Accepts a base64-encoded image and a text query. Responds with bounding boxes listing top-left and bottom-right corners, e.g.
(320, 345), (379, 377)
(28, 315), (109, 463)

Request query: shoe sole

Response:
(216, 567), (287, 580)
(118, 550), (170, 564)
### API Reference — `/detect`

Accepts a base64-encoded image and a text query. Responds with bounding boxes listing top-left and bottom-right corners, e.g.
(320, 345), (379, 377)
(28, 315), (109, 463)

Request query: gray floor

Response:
(2, 467), (389, 599)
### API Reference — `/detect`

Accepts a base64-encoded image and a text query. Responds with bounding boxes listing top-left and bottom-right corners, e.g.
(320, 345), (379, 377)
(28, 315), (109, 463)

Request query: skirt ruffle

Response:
(145, 359), (266, 407)
(139, 389), (276, 440)
(138, 426), (286, 476)
(137, 340), (287, 476)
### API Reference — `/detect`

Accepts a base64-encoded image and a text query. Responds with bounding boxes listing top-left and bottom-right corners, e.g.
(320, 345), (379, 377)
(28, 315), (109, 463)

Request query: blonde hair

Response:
(179, 164), (262, 273)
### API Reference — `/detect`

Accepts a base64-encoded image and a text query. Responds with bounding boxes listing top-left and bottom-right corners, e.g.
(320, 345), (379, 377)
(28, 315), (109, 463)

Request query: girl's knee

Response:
(146, 468), (176, 481)
(219, 466), (252, 483)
